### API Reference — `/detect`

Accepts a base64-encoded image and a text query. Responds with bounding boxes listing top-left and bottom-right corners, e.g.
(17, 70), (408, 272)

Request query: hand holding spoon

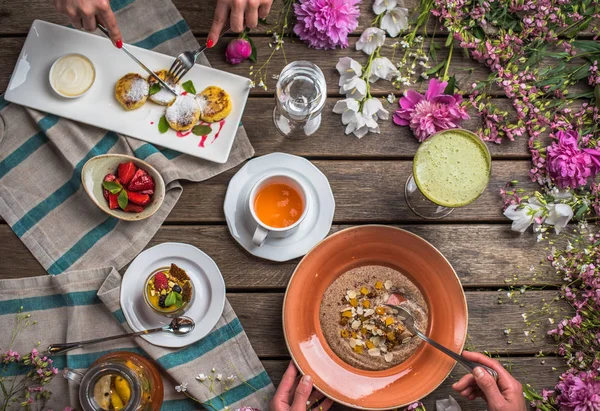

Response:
(384, 304), (498, 381)
(47, 316), (195, 355)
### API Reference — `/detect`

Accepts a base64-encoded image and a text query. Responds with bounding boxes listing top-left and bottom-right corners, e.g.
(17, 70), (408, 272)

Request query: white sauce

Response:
(51, 54), (95, 97)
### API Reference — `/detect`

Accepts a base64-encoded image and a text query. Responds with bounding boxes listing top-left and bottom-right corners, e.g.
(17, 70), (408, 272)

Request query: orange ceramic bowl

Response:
(282, 225), (467, 410)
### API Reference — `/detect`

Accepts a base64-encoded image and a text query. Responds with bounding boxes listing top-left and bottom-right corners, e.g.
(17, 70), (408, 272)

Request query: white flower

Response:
(369, 57), (399, 82)
(196, 373), (207, 381)
(216, 373), (223, 381)
(356, 28), (386, 56)
(175, 382), (188, 392)
(386, 93), (396, 103)
(333, 98), (360, 125)
(226, 375), (237, 382)
(545, 203), (573, 234)
(340, 76), (367, 100)
(363, 98), (389, 121)
(336, 57), (363, 86)
(380, 7), (409, 38)
(372, 0), (397, 15)
(503, 199), (545, 233)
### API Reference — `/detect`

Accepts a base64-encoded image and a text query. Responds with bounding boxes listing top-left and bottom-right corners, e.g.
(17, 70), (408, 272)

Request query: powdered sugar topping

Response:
(127, 77), (149, 101)
(166, 94), (199, 124)
(151, 83), (182, 105)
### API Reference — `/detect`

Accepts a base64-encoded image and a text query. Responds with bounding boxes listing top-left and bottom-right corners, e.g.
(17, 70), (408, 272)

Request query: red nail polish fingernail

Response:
(116, 39), (123, 48)
(206, 39), (214, 48)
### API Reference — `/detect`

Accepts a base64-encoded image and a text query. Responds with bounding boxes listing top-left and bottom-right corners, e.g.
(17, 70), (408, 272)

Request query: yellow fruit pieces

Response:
(349, 298), (358, 307)
(353, 345), (364, 354)
(111, 391), (125, 411)
(340, 329), (349, 338)
(115, 376), (131, 404)
(386, 332), (396, 341)
(375, 307), (385, 315)
(362, 300), (371, 308)
(360, 287), (369, 295)
(375, 281), (383, 289)
(341, 310), (353, 318)
(366, 341), (375, 349)
(385, 317), (395, 326)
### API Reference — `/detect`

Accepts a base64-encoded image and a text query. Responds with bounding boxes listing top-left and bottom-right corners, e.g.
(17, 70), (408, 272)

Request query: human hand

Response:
(270, 361), (334, 411)
(207, 0), (273, 47)
(53, 0), (122, 46)
(452, 351), (527, 411)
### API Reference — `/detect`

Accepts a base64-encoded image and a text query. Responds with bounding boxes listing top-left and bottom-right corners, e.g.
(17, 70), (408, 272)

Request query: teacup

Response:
(248, 173), (310, 246)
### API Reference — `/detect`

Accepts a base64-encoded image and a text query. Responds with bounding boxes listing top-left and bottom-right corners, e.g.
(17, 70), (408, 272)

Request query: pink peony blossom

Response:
(393, 78), (470, 142)
(225, 39), (252, 65)
(556, 370), (600, 411)
(546, 130), (600, 189)
(293, 0), (360, 50)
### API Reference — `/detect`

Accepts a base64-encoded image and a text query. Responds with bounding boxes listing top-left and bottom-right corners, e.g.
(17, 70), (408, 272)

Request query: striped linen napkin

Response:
(0, 0), (275, 409)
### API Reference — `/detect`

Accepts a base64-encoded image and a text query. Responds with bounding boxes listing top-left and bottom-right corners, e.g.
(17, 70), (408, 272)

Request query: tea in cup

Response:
(248, 174), (309, 246)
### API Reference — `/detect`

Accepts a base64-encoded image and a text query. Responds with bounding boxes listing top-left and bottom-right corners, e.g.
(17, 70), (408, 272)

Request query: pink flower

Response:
(556, 370), (600, 410)
(407, 402), (423, 410)
(293, 0), (360, 50)
(225, 39), (252, 65)
(546, 130), (600, 189)
(393, 78), (470, 142)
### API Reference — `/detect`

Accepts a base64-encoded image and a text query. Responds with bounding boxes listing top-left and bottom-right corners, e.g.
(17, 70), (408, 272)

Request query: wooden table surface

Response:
(0, 0), (566, 409)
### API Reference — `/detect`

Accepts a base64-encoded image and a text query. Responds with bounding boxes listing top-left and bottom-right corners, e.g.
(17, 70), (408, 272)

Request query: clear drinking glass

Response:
(273, 61), (327, 139)
(405, 128), (492, 219)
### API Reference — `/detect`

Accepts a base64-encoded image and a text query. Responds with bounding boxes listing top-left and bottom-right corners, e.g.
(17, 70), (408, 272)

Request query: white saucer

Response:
(224, 153), (335, 262)
(120, 242), (226, 348)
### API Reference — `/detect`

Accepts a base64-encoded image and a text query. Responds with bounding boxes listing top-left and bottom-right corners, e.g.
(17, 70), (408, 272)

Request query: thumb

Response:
(473, 367), (505, 405)
(290, 375), (313, 411)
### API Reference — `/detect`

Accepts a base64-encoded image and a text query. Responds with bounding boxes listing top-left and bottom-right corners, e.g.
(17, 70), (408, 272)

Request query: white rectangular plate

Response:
(5, 20), (251, 164)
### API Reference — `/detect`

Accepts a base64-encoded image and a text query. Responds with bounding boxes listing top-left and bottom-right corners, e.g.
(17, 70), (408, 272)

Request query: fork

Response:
(384, 303), (499, 381)
(167, 27), (232, 83)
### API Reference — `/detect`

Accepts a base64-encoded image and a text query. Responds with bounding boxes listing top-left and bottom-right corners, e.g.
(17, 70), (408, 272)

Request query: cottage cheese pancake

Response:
(319, 265), (428, 371)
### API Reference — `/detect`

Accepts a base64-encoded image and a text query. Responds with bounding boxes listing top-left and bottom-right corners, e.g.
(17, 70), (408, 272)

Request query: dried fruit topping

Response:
(360, 287), (369, 295)
(375, 281), (383, 289)
(375, 307), (386, 315)
(385, 317), (395, 326)
(349, 298), (358, 307)
(353, 345), (363, 354)
(362, 300), (371, 308)
(340, 329), (349, 338)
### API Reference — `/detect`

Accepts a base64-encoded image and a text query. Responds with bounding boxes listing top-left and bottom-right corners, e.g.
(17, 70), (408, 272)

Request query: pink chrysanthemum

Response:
(546, 130), (600, 189)
(556, 370), (600, 411)
(393, 78), (470, 142)
(293, 0), (360, 50)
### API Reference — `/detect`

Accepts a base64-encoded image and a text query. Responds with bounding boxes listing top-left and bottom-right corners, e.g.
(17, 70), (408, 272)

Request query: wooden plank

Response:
(169, 160), (535, 223)
(0, 224), (557, 286)
(262, 356), (565, 410)
(230, 291), (568, 356)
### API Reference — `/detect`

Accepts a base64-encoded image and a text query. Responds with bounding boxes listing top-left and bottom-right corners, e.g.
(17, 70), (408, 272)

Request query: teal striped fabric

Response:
(0, 0), (267, 409)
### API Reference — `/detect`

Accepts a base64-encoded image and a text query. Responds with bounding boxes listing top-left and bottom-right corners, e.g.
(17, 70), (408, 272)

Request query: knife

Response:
(96, 24), (178, 96)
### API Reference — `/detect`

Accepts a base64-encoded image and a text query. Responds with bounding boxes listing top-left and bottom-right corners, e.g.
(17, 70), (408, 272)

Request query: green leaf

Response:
(102, 181), (123, 194)
(118, 189), (128, 210)
(165, 291), (177, 307)
(192, 125), (212, 136)
(181, 80), (196, 95)
(425, 61), (445, 75)
(158, 116), (169, 134)
(444, 75), (456, 95)
(148, 83), (161, 95)
(472, 26), (486, 40)
(174, 292), (183, 308)
(444, 33), (453, 47)
(575, 204), (588, 220)
(247, 36), (257, 63)
(594, 85), (600, 109)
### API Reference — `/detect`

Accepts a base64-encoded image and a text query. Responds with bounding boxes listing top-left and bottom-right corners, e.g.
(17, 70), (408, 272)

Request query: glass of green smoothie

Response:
(406, 128), (491, 219)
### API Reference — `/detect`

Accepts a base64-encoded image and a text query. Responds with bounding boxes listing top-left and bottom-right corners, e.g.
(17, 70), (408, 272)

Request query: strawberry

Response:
(103, 174), (116, 200)
(139, 189), (154, 196)
(123, 204), (144, 213)
(153, 272), (168, 290)
(108, 193), (119, 209)
(127, 191), (150, 206)
(128, 170), (155, 192)
(118, 162), (137, 185)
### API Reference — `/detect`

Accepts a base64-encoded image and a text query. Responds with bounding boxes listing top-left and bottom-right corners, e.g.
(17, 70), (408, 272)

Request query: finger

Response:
(70, 16), (83, 29)
(472, 367), (505, 406)
(81, 12), (97, 31)
(258, 1), (272, 19)
(468, 393), (477, 401)
(245, 0), (259, 29)
(452, 374), (475, 392)
(290, 375), (313, 411)
(462, 351), (512, 381)
(273, 362), (298, 403)
(207, 1), (229, 47)
(459, 387), (474, 398)
(230, 0), (245, 33)
(287, 377), (300, 404)
(99, 9), (122, 46)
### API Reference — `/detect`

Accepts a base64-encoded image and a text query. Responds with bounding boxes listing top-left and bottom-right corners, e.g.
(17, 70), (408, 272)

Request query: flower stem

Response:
(442, 38), (453, 81)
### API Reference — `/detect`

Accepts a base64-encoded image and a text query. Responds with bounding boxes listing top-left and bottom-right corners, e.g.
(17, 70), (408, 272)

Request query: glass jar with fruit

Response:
(144, 263), (194, 317)
(62, 351), (163, 411)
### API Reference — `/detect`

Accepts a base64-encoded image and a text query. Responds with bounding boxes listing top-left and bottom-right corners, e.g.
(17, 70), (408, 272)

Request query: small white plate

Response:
(120, 242), (226, 348)
(224, 153), (335, 262)
(5, 20), (250, 164)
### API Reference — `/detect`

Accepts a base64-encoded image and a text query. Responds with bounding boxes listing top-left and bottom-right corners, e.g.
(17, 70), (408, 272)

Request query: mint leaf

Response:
(165, 291), (177, 307)
(158, 116), (169, 134)
(247, 36), (257, 63)
(181, 80), (196, 95)
(149, 83), (161, 95)
(175, 292), (183, 308)
(192, 125), (212, 136)
(118, 189), (128, 210)
(102, 180), (123, 194)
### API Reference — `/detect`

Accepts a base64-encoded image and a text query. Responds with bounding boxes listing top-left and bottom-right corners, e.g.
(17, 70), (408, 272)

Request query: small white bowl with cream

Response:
(49, 53), (96, 98)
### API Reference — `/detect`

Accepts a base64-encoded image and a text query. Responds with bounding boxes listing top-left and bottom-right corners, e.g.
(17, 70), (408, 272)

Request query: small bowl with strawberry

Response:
(81, 154), (165, 221)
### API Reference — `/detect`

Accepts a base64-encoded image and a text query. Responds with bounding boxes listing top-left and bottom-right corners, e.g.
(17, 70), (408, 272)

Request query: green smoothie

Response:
(413, 129), (491, 207)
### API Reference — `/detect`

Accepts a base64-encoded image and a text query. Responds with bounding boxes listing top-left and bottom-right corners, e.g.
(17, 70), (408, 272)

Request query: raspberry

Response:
(153, 272), (168, 291)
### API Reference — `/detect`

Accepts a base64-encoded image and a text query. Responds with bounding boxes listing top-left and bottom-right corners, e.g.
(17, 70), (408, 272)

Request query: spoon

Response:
(46, 316), (195, 355)
(384, 304), (498, 381)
